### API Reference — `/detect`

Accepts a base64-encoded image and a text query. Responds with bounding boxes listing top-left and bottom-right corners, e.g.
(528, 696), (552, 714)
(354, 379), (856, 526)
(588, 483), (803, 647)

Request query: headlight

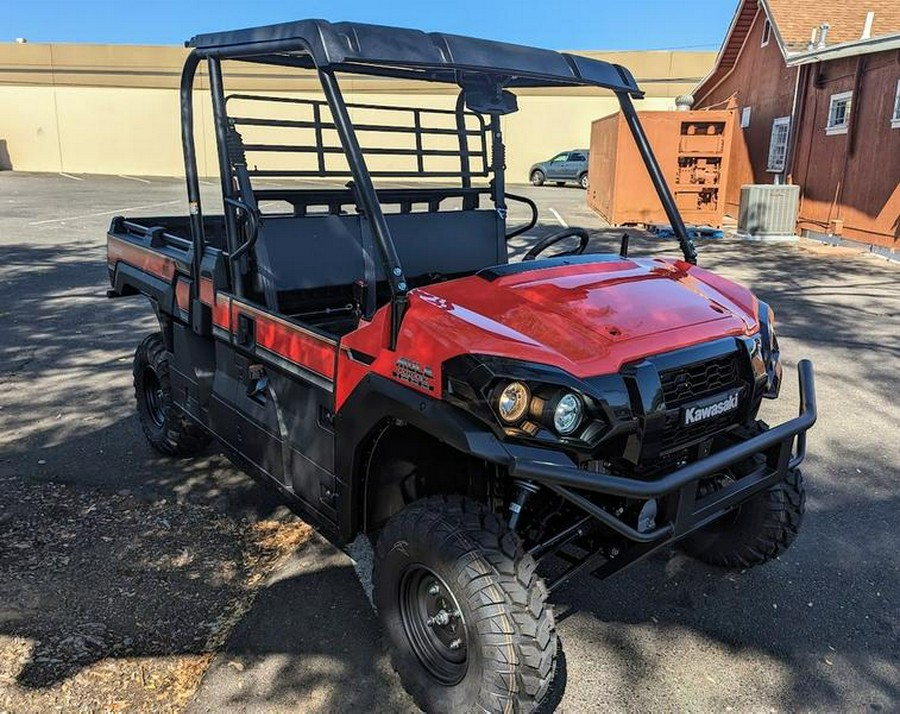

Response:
(553, 393), (583, 434)
(497, 381), (530, 423)
(443, 355), (610, 449)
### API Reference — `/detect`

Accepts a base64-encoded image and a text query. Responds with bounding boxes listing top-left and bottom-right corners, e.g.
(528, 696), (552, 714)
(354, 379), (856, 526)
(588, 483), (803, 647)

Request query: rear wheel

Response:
(374, 496), (557, 713)
(530, 170), (545, 186)
(133, 333), (211, 456)
(579, 173), (589, 190)
(682, 464), (805, 569)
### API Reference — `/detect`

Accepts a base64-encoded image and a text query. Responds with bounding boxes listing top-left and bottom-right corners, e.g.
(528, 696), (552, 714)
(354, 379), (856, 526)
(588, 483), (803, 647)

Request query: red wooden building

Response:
(694, 0), (900, 249)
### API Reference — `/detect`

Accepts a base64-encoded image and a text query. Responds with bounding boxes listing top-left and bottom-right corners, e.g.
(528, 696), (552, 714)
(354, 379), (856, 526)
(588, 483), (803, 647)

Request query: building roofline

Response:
(692, 0), (751, 95)
(693, 0), (789, 104)
(694, 0), (900, 99)
(784, 31), (900, 65)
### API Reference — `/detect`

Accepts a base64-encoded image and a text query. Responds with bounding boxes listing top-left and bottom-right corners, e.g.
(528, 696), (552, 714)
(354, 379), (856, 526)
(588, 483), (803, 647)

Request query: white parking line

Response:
(117, 174), (151, 184)
(58, 172), (84, 181)
(28, 199), (181, 226)
(549, 207), (568, 228)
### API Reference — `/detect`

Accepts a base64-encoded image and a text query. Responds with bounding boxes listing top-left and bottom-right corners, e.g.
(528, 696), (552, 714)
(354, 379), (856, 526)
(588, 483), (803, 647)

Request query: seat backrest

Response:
(252, 208), (505, 301)
(254, 214), (365, 294)
(376, 210), (504, 280)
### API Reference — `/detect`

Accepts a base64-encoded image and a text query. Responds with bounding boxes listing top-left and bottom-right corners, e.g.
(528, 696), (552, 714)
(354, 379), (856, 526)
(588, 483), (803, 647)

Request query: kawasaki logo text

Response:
(683, 392), (739, 425)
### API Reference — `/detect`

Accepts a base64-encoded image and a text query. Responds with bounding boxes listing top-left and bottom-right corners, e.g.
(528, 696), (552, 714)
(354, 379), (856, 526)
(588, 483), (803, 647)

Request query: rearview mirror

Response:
(463, 87), (518, 116)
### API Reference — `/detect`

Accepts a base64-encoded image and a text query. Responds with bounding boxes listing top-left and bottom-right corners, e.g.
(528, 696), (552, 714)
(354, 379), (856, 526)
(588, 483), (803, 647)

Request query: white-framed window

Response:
(767, 116), (791, 172)
(761, 18), (771, 47)
(741, 106), (752, 128)
(826, 91), (853, 135)
(892, 79), (900, 129)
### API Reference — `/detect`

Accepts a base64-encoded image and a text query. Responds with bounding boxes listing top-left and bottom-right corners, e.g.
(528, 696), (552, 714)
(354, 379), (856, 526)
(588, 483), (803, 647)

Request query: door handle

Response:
(237, 313), (255, 347)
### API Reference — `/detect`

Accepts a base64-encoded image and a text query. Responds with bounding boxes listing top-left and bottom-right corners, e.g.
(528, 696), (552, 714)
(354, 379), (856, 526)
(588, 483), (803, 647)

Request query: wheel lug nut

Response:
(449, 638), (462, 650)
(428, 583), (440, 596)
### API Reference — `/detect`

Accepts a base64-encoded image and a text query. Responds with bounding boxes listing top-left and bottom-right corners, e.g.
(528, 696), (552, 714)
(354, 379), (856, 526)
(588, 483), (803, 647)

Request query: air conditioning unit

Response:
(737, 185), (800, 241)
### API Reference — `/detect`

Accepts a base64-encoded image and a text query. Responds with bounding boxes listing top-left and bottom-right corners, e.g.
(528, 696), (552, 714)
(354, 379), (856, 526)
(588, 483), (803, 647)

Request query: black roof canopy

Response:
(187, 19), (643, 96)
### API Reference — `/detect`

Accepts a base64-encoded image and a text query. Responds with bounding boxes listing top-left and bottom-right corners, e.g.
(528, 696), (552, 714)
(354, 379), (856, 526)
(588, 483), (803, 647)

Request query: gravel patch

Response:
(0, 475), (311, 712)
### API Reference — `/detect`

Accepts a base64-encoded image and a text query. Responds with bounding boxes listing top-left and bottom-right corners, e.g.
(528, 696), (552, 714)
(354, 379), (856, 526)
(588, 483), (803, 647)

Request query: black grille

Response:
(656, 350), (746, 455)
(660, 410), (738, 452)
(660, 352), (741, 406)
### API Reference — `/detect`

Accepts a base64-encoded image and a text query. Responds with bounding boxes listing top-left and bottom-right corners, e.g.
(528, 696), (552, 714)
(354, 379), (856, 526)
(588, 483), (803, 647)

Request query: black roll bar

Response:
(318, 69), (409, 344)
(179, 51), (205, 298)
(181, 41), (703, 343)
(207, 57), (245, 296)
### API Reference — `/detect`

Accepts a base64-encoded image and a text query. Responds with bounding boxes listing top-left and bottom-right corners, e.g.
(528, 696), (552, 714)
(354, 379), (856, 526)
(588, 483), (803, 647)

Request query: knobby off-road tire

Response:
(374, 496), (557, 713)
(682, 466), (805, 569)
(133, 333), (211, 456)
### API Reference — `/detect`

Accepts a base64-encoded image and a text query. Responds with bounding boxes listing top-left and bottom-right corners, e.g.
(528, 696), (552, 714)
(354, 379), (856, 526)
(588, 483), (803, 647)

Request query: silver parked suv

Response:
(529, 149), (590, 188)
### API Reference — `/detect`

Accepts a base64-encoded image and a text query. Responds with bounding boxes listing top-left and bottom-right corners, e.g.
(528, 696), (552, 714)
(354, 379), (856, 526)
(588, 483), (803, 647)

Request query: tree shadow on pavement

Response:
(187, 535), (416, 713)
(0, 241), (284, 521)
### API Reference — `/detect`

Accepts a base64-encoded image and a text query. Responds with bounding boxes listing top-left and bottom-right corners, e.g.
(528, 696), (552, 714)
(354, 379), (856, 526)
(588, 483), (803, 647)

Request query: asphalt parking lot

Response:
(1, 172), (898, 712)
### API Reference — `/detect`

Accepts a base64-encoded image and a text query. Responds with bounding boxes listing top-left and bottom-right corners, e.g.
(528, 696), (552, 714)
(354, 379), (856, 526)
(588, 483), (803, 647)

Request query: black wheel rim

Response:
(143, 367), (166, 428)
(398, 565), (468, 685)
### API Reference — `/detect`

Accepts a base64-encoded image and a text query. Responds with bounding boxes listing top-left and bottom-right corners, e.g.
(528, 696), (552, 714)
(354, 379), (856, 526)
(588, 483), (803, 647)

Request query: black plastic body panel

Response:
(334, 373), (511, 540)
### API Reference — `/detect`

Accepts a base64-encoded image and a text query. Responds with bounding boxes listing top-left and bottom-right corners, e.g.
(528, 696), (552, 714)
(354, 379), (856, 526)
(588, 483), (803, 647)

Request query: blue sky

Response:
(3, 1), (735, 50)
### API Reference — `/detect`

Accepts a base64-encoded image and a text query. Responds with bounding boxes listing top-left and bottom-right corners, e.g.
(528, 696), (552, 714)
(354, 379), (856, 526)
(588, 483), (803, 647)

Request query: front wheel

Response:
(374, 496), (557, 713)
(682, 466), (805, 569)
(579, 173), (589, 190)
(133, 333), (211, 456)
(530, 170), (545, 186)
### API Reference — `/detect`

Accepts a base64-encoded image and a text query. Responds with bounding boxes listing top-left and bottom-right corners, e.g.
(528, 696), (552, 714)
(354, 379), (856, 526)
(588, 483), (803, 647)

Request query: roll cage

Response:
(179, 19), (697, 348)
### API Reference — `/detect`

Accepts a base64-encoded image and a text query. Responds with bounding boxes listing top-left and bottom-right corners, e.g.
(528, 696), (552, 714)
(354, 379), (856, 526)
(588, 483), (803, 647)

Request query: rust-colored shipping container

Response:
(587, 109), (736, 228)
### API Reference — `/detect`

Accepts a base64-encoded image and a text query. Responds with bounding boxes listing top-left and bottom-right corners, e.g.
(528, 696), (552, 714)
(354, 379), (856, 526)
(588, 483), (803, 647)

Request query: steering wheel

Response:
(522, 227), (590, 261)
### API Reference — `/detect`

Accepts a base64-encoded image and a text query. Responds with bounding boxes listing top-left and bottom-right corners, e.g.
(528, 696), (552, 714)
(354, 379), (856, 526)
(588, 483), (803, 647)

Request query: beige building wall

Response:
(0, 43), (713, 182)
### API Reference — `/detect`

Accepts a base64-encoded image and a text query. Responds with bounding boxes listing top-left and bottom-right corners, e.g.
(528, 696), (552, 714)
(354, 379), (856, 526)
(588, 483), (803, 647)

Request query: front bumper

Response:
(500, 360), (816, 584)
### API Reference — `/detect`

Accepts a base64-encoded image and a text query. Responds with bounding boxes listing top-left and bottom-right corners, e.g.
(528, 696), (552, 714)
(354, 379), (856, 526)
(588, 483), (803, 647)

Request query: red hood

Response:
(400, 258), (759, 379)
(336, 257), (761, 406)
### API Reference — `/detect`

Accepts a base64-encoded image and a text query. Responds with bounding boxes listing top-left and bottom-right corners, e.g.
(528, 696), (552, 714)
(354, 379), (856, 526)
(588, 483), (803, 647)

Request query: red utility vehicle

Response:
(107, 20), (816, 713)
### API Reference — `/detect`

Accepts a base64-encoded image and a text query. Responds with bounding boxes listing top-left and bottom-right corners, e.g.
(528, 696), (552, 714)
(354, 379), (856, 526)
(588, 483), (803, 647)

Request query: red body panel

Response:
(228, 298), (338, 381)
(337, 258), (759, 409)
(110, 230), (760, 411)
(108, 236), (178, 282)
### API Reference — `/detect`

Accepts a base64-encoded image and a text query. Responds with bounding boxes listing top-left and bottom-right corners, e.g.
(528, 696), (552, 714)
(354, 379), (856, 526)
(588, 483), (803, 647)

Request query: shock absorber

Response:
(508, 480), (540, 531)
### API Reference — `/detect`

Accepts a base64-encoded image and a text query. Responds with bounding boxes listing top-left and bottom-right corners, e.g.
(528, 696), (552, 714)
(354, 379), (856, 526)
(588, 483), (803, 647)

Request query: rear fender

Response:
(110, 262), (175, 314)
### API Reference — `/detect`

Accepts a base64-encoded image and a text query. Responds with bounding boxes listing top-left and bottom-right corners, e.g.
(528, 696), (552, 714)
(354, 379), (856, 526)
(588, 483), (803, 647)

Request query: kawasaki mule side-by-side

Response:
(106, 20), (816, 713)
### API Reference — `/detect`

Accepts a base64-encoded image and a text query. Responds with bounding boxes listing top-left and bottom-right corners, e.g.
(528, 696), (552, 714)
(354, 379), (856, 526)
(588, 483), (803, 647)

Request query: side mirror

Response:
(463, 87), (518, 116)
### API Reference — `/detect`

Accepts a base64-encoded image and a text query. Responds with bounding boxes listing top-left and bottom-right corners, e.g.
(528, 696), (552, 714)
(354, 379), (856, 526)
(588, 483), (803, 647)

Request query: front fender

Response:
(334, 373), (510, 540)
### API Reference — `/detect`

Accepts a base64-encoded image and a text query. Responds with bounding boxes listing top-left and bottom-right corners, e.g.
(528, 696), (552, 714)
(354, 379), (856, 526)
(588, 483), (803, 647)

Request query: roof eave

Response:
(785, 32), (900, 65)
(692, 0), (749, 95)
(693, 0), (789, 101)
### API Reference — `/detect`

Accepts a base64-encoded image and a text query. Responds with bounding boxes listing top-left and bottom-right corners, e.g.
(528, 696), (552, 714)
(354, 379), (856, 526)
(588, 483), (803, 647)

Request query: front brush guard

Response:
(502, 361), (817, 588)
